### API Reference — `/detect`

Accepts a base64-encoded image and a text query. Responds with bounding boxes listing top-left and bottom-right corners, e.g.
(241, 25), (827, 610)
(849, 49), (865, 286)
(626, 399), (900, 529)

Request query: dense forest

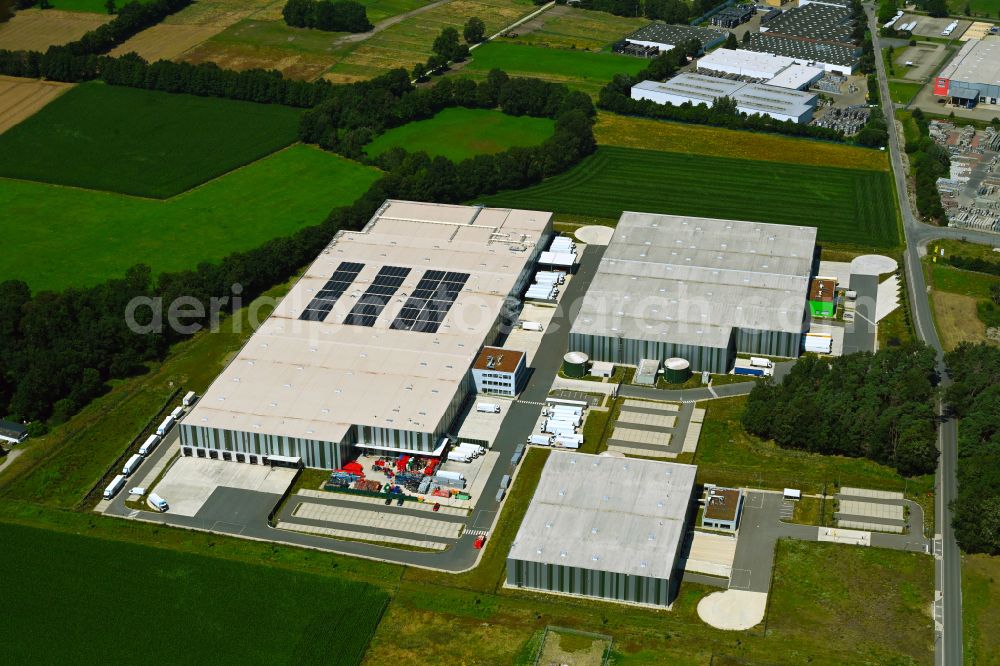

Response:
(282, 0), (372, 33)
(946, 343), (1000, 555)
(742, 346), (940, 477)
(0, 70), (595, 427)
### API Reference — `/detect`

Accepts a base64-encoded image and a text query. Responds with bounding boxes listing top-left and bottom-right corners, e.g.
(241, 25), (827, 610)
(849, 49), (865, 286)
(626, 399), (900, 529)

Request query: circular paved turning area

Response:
(574, 225), (614, 246)
(697, 590), (769, 630)
(850, 254), (897, 276)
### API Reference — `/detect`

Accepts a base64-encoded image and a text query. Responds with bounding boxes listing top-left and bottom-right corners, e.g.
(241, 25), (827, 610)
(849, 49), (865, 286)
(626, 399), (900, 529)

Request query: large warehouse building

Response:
(743, 33), (859, 75)
(697, 48), (824, 91)
(623, 21), (727, 54)
(568, 212), (817, 373)
(181, 200), (552, 468)
(631, 73), (818, 124)
(507, 452), (697, 607)
(933, 37), (1000, 108)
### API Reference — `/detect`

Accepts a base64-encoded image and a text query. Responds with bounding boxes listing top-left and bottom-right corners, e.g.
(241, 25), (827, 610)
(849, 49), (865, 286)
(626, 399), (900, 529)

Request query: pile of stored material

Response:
(931, 121), (1000, 232)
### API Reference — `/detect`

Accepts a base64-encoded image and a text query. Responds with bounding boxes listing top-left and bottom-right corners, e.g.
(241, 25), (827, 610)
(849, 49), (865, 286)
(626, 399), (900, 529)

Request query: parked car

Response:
(433, 502), (441, 512)
(473, 535), (486, 550)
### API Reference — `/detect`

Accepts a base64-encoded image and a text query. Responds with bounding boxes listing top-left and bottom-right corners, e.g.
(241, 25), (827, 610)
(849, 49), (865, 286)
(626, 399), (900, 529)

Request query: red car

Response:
(473, 535), (486, 550)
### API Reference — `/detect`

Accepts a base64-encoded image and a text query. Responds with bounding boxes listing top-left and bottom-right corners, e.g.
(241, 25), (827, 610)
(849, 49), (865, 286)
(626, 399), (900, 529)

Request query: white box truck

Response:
(456, 443), (485, 456)
(103, 474), (126, 500)
(148, 493), (169, 512)
(554, 436), (582, 449)
(170, 406), (184, 420)
(139, 434), (161, 456)
(447, 451), (472, 463)
(156, 415), (175, 436)
(550, 405), (584, 416)
(520, 321), (543, 332)
(122, 453), (143, 477)
(804, 334), (833, 354)
(182, 391), (197, 406)
(476, 402), (501, 414)
(437, 470), (465, 482)
(749, 357), (773, 369)
(528, 434), (553, 446)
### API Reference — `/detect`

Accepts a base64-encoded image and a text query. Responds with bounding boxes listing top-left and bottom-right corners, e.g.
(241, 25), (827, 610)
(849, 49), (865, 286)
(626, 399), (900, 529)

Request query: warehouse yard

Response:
(482, 146), (900, 247)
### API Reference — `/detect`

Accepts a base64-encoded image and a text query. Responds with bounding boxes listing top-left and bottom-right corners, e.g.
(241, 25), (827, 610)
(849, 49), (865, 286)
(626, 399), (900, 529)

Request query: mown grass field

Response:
(963, 554), (1000, 666)
(508, 4), (648, 51)
(888, 79), (925, 105)
(0, 145), (380, 292)
(594, 112), (889, 171)
(2, 523), (388, 664)
(364, 107), (554, 161)
(0, 82), (302, 198)
(482, 146), (900, 247)
(769, 541), (934, 665)
(465, 42), (645, 91)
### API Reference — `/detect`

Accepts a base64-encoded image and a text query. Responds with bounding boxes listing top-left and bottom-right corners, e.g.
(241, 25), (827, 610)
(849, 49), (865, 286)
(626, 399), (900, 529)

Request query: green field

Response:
(466, 41), (645, 83)
(364, 108), (555, 161)
(888, 79), (925, 105)
(949, 0), (1000, 16)
(0, 83), (302, 198)
(46, 0), (153, 12)
(2, 523), (388, 664)
(769, 540), (934, 664)
(929, 262), (1000, 298)
(963, 554), (1000, 666)
(481, 146), (901, 247)
(0, 145), (381, 292)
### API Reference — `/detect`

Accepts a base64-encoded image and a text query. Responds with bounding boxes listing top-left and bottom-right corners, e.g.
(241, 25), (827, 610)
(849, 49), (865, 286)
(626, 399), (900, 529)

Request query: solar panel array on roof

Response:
(299, 261), (364, 322)
(391, 269), (470, 333)
(344, 265), (411, 327)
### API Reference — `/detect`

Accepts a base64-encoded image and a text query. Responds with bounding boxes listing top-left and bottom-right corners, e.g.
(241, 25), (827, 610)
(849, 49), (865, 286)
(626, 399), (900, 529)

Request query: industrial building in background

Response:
(181, 200), (552, 468)
(697, 48), (824, 91)
(631, 73), (818, 124)
(620, 21), (727, 56)
(741, 33), (858, 75)
(568, 212), (817, 374)
(933, 37), (1000, 108)
(507, 452), (697, 607)
(701, 486), (745, 532)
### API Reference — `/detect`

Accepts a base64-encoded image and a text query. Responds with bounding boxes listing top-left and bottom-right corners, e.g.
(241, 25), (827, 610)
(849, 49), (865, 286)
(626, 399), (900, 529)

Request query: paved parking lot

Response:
(151, 457), (297, 517)
(682, 531), (737, 578)
(291, 501), (463, 539)
(606, 399), (689, 459)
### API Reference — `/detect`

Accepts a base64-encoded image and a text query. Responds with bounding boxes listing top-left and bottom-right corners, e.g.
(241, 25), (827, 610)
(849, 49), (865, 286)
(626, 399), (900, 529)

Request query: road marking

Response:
(728, 568), (751, 590)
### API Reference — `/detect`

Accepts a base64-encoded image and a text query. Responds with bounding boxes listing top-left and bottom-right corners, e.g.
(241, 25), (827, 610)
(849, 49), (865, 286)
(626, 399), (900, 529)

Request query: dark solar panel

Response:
(390, 269), (469, 333)
(344, 265), (411, 327)
(298, 261), (364, 322)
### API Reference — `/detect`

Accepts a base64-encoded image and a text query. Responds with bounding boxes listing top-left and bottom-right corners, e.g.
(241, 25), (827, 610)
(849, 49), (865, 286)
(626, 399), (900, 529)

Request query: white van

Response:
(148, 493), (169, 512)
(476, 402), (501, 414)
(182, 391), (197, 406)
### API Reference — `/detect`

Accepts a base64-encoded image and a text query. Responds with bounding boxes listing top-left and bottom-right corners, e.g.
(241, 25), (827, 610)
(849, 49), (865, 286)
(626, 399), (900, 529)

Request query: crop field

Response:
(595, 112), (890, 171)
(364, 108), (554, 161)
(0, 8), (109, 50)
(109, 23), (223, 60)
(482, 146), (900, 247)
(769, 541), (934, 665)
(41, 0), (154, 11)
(0, 82), (302, 198)
(509, 4), (648, 51)
(0, 76), (74, 135)
(0, 145), (381, 292)
(323, 0), (537, 83)
(183, 19), (354, 80)
(162, 0), (275, 27)
(3, 523), (388, 664)
(464, 42), (645, 94)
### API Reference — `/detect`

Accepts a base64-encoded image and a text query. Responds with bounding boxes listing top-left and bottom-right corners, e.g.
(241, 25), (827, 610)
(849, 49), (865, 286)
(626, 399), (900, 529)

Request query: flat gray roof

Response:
(571, 212), (816, 349)
(636, 73), (816, 116)
(733, 81), (816, 116)
(634, 74), (745, 104)
(186, 200), (551, 445)
(508, 452), (697, 580)
(626, 21), (727, 48)
(743, 34), (859, 67)
(762, 2), (856, 44)
(939, 37), (1000, 86)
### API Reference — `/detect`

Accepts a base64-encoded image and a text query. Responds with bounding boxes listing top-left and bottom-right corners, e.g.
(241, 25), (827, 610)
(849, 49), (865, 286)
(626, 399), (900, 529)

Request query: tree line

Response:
(945, 343), (1000, 554)
(282, 0), (372, 33)
(905, 108), (949, 224)
(742, 346), (940, 477)
(0, 69), (595, 427)
(940, 254), (1000, 277)
(597, 40), (850, 143)
(571, 0), (726, 22)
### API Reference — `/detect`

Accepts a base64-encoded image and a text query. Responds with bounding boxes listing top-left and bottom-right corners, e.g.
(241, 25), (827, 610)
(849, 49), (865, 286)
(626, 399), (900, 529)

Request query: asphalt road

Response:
(865, 5), (1000, 663)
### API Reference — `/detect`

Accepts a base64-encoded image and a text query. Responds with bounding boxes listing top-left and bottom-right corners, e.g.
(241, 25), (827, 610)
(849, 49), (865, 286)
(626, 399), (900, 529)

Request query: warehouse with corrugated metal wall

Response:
(568, 212), (815, 374)
(507, 452), (697, 607)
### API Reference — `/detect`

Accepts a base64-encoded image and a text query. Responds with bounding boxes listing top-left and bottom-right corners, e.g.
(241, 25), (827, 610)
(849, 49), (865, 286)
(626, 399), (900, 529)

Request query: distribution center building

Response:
(624, 22), (727, 53)
(181, 200), (552, 468)
(632, 73), (818, 125)
(697, 48), (824, 90)
(933, 38), (1000, 108)
(743, 33), (859, 75)
(568, 212), (817, 374)
(507, 452), (697, 607)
